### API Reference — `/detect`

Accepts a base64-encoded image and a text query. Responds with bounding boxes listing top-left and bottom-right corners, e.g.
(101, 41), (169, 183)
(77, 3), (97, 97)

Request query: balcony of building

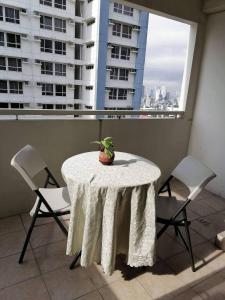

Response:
(1, 0), (225, 299)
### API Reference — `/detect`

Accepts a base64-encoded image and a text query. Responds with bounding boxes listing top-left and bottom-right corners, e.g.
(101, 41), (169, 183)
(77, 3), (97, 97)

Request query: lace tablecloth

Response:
(61, 151), (161, 275)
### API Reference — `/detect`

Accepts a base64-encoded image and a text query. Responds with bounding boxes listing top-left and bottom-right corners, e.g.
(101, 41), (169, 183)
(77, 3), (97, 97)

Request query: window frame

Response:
(55, 41), (66, 55)
(40, 0), (52, 7)
(0, 6), (3, 21)
(55, 0), (66, 10)
(55, 63), (66, 76)
(122, 24), (132, 39)
(55, 84), (66, 96)
(0, 56), (6, 70)
(41, 39), (53, 53)
(7, 33), (21, 48)
(54, 18), (66, 33)
(112, 23), (121, 37)
(0, 80), (7, 93)
(9, 81), (23, 94)
(8, 57), (22, 72)
(41, 61), (53, 75)
(40, 15), (53, 30)
(5, 7), (20, 24)
(42, 83), (54, 96)
(111, 45), (120, 59)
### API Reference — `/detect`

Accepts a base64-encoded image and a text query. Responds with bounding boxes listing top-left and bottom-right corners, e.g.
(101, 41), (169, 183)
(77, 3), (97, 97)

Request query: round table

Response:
(62, 151), (161, 275)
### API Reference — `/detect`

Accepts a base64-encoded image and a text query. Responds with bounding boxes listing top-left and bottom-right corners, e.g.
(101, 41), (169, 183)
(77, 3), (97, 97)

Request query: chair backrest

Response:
(11, 145), (47, 190)
(171, 155), (216, 200)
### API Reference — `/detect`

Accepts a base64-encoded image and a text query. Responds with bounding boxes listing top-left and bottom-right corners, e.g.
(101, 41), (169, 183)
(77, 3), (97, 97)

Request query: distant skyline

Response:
(143, 13), (190, 96)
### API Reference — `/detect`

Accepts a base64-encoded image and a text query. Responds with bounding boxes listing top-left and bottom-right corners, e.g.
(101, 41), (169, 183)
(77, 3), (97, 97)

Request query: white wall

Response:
(188, 11), (225, 197)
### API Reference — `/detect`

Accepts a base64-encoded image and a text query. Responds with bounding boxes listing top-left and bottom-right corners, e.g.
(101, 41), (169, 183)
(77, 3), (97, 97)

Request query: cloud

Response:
(143, 13), (190, 94)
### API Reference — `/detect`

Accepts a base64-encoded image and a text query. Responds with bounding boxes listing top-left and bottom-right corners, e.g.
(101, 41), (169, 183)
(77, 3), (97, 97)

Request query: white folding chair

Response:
(157, 155), (216, 271)
(11, 145), (70, 264)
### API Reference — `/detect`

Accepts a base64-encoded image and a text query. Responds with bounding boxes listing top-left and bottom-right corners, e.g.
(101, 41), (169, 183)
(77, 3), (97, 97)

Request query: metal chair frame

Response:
(157, 175), (195, 272)
(19, 167), (69, 264)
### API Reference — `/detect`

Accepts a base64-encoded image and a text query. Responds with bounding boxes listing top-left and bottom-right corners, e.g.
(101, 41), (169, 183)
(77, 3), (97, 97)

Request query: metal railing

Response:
(0, 109), (184, 119)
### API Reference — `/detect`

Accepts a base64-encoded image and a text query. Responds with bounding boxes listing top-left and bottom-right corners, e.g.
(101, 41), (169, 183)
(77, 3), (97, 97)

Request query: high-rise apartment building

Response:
(0, 0), (149, 112)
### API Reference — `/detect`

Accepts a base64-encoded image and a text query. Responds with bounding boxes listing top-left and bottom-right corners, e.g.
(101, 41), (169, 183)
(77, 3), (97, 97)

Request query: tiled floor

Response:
(1, 182), (225, 299)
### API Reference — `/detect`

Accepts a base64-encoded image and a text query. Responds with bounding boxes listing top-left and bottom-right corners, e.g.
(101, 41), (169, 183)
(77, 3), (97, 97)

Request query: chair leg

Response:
(174, 225), (178, 236)
(19, 199), (42, 264)
(183, 210), (195, 272)
(70, 250), (82, 270)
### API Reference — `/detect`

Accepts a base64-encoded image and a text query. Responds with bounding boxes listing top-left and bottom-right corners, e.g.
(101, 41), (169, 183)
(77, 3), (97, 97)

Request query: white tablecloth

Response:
(61, 151), (161, 275)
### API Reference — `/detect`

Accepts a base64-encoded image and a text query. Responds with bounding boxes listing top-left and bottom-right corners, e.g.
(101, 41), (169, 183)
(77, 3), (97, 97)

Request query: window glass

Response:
(74, 65), (82, 80)
(56, 104), (66, 109)
(0, 80), (7, 93)
(111, 45), (119, 59)
(55, 41), (66, 55)
(55, 63), (66, 76)
(0, 32), (4, 46)
(0, 6), (3, 21)
(7, 33), (21, 48)
(113, 3), (122, 14)
(0, 57), (6, 70)
(74, 85), (81, 99)
(123, 6), (133, 16)
(120, 47), (130, 60)
(75, 44), (82, 60)
(118, 89), (127, 100)
(112, 23), (121, 37)
(5, 7), (20, 24)
(40, 0), (52, 7)
(75, 23), (82, 39)
(110, 68), (118, 80)
(55, 0), (66, 10)
(41, 39), (52, 53)
(41, 61), (53, 75)
(122, 25), (132, 39)
(42, 83), (53, 95)
(119, 69), (129, 81)
(9, 81), (23, 94)
(8, 58), (22, 72)
(40, 15), (52, 30)
(75, 0), (82, 17)
(55, 18), (66, 33)
(109, 88), (117, 100)
(55, 84), (66, 96)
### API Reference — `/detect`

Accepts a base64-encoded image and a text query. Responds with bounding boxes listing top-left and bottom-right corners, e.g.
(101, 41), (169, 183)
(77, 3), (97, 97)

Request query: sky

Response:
(143, 13), (190, 96)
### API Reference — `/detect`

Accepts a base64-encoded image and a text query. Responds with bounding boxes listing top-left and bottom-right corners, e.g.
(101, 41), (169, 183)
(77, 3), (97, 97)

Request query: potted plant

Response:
(93, 137), (115, 165)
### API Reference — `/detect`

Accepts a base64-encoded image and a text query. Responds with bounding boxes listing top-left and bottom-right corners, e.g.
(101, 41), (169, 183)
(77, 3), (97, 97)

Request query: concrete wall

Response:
(0, 118), (191, 218)
(188, 11), (225, 198)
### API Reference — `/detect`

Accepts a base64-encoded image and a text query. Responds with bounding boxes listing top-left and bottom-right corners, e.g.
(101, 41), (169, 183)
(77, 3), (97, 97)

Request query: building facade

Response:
(0, 0), (149, 112)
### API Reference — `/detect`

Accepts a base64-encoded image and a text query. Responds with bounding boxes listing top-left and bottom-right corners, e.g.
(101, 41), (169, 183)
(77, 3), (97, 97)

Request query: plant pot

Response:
(99, 151), (115, 165)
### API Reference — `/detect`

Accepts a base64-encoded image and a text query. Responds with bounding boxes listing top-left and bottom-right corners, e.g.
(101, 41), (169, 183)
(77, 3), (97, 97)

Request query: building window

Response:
(41, 61), (53, 75)
(43, 104), (53, 109)
(11, 103), (24, 109)
(119, 68), (129, 80)
(0, 32), (4, 46)
(55, 0), (66, 10)
(56, 104), (66, 109)
(8, 58), (22, 72)
(74, 65), (82, 80)
(0, 6), (3, 21)
(42, 83), (53, 96)
(123, 6), (133, 16)
(75, 0), (83, 17)
(86, 64), (94, 70)
(5, 7), (20, 24)
(55, 41), (66, 55)
(75, 23), (82, 39)
(40, 15), (52, 30)
(7, 33), (21, 48)
(0, 103), (9, 108)
(74, 85), (82, 99)
(75, 44), (82, 60)
(9, 81), (23, 94)
(56, 84), (66, 96)
(55, 18), (66, 33)
(40, 0), (52, 7)
(113, 3), (122, 14)
(109, 88), (117, 100)
(111, 45), (119, 59)
(55, 63), (66, 76)
(0, 57), (6, 70)
(41, 39), (53, 53)
(0, 80), (7, 93)
(118, 89), (127, 100)
(110, 68), (118, 80)
(121, 47), (130, 60)
(112, 23), (121, 37)
(122, 25), (132, 39)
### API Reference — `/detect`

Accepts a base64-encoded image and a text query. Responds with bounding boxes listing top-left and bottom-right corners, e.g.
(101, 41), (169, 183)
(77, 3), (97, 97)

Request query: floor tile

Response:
(42, 266), (96, 300)
(192, 272), (225, 299)
(167, 227), (206, 248)
(0, 277), (50, 300)
(165, 251), (215, 287)
(33, 240), (71, 274)
(99, 278), (151, 300)
(189, 201), (217, 217)
(157, 233), (185, 259)
(137, 261), (185, 299)
(28, 223), (66, 249)
(78, 291), (103, 300)
(0, 215), (24, 235)
(191, 218), (220, 240)
(0, 230), (30, 259)
(21, 213), (54, 230)
(159, 288), (202, 300)
(0, 250), (40, 289)
(198, 190), (225, 212)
